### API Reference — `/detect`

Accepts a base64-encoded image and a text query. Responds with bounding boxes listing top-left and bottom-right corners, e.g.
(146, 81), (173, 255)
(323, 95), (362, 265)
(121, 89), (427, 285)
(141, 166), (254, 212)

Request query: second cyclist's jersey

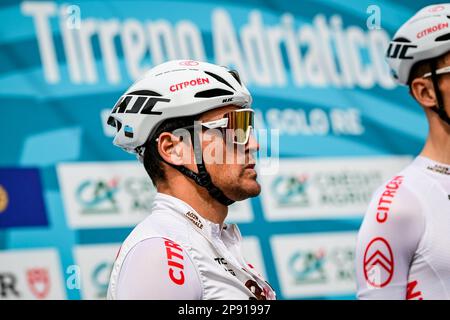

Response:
(356, 156), (450, 299)
(107, 192), (276, 300)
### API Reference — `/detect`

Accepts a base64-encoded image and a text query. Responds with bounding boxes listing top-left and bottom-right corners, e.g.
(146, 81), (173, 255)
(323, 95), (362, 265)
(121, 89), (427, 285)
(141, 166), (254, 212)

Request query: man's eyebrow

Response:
(201, 110), (231, 121)
(206, 114), (227, 121)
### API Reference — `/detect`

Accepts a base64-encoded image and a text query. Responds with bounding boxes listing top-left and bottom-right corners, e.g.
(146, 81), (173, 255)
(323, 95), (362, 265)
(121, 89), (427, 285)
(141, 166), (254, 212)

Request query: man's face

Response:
(194, 105), (261, 201)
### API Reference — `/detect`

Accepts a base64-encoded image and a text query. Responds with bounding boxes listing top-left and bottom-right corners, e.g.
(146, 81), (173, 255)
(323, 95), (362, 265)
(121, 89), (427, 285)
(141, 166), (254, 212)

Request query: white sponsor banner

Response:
(226, 200), (254, 223)
(57, 162), (156, 229)
(259, 156), (413, 220)
(0, 249), (66, 300)
(241, 236), (267, 279)
(74, 243), (120, 300)
(271, 232), (357, 298)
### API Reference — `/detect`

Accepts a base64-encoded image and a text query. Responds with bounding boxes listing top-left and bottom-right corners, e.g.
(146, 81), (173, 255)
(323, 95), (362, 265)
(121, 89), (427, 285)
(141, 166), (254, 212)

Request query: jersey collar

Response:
(152, 192), (241, 243)
(415, 156), (450, 176)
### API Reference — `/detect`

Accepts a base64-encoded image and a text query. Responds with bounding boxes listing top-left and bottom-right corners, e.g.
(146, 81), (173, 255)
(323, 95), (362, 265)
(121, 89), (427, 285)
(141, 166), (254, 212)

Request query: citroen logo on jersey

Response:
(363, 237), (394, 288)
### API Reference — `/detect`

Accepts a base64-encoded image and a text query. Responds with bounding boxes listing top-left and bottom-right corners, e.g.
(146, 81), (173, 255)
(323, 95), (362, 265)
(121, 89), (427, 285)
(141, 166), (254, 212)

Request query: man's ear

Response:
(157, 132), (186, 166)
(410, 77), (437, 109)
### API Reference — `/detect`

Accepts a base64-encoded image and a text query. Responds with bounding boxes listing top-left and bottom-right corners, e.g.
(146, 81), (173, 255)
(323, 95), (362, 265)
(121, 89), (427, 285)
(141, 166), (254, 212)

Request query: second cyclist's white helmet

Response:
(386, 3), (450, 85)
(107, 60), (252, 158)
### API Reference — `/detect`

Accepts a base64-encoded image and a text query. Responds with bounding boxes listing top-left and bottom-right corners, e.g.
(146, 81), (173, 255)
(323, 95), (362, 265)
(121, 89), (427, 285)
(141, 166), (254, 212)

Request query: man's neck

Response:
(157, 176), (228, 226)
(420, 113), (450, 165)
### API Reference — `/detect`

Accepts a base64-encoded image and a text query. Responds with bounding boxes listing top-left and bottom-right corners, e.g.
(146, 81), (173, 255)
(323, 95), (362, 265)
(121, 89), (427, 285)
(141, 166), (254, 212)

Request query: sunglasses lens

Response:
(227, 109), (254, 144)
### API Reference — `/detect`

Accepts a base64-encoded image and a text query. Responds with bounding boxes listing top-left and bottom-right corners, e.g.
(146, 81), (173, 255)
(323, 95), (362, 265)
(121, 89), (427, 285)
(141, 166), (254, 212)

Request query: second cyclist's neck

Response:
(420, 121), (450, 165)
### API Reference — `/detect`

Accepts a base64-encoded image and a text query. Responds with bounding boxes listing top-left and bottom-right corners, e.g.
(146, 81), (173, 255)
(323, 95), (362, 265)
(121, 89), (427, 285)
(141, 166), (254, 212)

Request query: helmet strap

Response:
(158, 129), (235, 206)
(429, 60), (450, 126)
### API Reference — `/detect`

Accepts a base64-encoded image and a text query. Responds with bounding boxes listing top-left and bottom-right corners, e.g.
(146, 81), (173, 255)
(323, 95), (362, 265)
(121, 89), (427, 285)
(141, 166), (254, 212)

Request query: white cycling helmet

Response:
(386, 3), (450, 85)
(107, 60), (253, 206)
(107, 60), (252, 158)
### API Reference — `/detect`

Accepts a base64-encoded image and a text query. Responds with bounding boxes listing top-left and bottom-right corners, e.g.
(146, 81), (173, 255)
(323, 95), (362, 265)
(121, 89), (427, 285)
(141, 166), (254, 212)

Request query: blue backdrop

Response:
(0, 0), (435, 300)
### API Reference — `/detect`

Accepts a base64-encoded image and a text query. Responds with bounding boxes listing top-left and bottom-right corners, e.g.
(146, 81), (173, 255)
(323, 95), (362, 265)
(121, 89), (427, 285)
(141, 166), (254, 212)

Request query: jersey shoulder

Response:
(115, 237), (203, 299)
(124, 209), (193, 250)
(365, 166), (425, 226)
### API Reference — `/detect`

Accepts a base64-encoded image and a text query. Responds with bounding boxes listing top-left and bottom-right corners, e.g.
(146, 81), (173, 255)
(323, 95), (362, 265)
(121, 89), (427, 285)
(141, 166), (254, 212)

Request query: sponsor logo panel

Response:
(260, 156), (412, 221)
(271, 232), (357, 298)
(0, 249), (65, 300)
(57, 162), (156, 229)
(74, 244), (120, 300)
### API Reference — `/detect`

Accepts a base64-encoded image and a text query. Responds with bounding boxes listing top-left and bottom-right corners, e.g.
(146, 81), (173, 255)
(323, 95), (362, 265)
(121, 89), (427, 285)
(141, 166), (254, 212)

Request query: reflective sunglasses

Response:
(178, 108), (255, 145)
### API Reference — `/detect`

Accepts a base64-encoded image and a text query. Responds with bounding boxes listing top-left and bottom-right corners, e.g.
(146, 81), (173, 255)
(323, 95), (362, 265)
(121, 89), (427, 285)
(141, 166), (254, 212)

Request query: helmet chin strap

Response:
(160, 129), (235, 206)
(429, 60), (450, 126)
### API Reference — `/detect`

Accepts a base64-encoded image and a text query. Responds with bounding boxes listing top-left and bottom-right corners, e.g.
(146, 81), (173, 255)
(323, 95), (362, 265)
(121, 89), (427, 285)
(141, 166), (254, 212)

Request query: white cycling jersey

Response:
(107, 192), (276, 300)
(356, 156), (450, 299)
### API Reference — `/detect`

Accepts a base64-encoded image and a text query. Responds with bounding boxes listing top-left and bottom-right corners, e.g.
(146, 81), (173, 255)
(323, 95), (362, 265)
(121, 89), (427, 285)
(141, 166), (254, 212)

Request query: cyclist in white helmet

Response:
(106, 60), (276, 300)
(356, 4), (450, 299)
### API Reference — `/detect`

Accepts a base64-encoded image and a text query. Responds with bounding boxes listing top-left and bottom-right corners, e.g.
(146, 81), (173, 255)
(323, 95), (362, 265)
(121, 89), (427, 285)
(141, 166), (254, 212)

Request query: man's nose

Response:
(246, 130), (259, 153)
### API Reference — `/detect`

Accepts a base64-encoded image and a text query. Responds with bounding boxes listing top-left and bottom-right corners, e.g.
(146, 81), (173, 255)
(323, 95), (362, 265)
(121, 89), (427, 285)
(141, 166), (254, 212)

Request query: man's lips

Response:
(245, 163), (256, 170)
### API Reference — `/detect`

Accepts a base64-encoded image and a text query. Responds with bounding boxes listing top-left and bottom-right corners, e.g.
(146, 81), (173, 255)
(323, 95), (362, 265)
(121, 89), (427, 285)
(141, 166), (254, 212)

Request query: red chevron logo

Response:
(363, 237), (394, 288)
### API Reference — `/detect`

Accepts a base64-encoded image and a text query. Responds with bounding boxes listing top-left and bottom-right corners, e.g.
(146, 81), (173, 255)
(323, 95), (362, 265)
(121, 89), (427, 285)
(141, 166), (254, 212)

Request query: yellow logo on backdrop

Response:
(0, 185), (9, 213)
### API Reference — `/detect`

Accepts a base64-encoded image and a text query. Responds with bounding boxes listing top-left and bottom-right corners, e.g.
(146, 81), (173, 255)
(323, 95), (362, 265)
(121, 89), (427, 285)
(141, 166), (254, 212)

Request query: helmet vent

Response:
(107, 118), (122, 131)
(107, 116), (116, 127)
(393, 37), (411, 43)
(116, 120), (122, 131)
(204, 71), (235, 91)
(228, 70), (242, 85)
(435, 33), (450, 41)
(194, 89), (233, 98)
(128, 90), (162, 96)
